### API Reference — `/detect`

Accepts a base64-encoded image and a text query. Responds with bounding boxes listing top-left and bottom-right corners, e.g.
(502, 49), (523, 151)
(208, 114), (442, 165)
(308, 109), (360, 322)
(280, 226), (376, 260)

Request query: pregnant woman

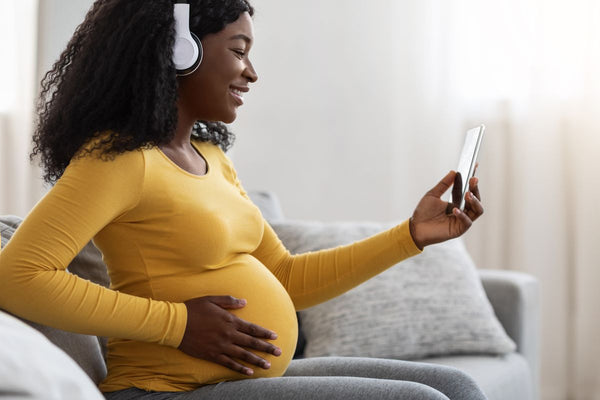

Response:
(0, 1), (485, 399)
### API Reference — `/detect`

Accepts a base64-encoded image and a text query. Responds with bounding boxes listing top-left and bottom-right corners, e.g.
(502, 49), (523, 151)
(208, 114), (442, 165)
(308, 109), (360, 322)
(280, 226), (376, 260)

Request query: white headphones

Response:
(173, 1), (202, 76)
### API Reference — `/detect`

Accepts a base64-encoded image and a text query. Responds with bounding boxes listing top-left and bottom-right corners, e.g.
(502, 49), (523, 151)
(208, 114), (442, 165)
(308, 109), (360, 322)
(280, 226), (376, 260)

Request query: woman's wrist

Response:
(408, 217), (424, 251)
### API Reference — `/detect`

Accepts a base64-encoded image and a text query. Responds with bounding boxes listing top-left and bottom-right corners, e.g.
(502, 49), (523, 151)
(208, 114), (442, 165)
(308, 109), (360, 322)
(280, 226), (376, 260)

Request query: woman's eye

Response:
(232, 50), (246, 59)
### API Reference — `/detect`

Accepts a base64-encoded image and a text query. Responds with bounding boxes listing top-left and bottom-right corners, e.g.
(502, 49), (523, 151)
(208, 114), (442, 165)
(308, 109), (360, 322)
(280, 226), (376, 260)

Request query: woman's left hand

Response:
(409, 170), (484, 249)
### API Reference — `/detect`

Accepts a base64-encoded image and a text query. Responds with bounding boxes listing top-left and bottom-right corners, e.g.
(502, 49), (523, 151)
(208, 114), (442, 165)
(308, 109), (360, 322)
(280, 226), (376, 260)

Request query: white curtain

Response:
(235, 1), (600, 399)
(436, 2), (600, 399)
(0, 0), (41, 217)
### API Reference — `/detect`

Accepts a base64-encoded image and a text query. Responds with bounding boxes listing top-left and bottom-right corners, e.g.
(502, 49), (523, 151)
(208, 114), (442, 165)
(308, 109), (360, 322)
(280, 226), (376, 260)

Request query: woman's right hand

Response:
(177, 296), (282, 376)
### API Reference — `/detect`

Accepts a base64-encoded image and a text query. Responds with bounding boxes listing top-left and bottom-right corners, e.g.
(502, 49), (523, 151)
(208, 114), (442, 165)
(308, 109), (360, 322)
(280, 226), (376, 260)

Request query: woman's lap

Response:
(284, 356), (487, 399)
(103, 357), (487, 400)
(104, 378), (449, 400)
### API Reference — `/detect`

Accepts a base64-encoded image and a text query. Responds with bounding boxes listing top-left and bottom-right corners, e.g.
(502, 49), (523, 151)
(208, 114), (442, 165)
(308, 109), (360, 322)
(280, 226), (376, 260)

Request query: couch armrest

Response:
(478, 269), (539, 393)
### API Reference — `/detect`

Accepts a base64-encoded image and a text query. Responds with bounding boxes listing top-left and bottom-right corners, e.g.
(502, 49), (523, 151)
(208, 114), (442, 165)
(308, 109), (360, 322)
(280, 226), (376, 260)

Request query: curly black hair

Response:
(32, 0), (254, 183)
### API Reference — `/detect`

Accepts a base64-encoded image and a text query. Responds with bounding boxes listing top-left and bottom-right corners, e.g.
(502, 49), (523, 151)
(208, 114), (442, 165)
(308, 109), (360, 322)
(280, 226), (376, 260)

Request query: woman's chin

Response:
(202, 112), (237, 124)
(222, 111), (238, 124)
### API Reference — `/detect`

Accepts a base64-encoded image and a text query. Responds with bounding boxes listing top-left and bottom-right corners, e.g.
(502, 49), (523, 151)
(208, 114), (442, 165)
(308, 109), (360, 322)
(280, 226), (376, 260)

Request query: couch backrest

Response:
(247, 190), (285, 221)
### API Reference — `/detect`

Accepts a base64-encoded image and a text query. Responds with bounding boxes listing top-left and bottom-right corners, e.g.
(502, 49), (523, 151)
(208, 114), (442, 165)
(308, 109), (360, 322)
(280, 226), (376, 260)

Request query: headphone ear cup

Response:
(176, 33), (202, 77)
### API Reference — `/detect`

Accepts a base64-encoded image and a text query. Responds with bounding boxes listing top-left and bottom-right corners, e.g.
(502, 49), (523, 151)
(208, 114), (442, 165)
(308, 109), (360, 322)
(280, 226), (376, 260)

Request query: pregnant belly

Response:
(103, 255), (298, 391)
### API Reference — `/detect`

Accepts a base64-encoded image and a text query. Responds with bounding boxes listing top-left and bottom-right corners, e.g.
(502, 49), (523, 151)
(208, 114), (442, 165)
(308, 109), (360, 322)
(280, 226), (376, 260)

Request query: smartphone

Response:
(455, 125), (485, 210)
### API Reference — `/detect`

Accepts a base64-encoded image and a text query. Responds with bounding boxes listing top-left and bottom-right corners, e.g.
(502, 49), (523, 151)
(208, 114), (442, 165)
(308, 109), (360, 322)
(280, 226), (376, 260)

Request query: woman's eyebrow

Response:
(228, 34), (252, 43)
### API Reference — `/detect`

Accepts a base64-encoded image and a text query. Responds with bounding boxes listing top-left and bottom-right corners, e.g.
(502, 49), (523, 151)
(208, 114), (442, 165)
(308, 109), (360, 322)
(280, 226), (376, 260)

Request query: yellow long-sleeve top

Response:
(0, 139), (421, 392)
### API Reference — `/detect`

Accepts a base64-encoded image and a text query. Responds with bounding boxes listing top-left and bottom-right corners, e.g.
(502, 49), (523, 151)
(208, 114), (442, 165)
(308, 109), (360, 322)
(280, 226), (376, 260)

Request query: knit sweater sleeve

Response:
(0, 150), (187, 347)
(252, 218), (421, 310)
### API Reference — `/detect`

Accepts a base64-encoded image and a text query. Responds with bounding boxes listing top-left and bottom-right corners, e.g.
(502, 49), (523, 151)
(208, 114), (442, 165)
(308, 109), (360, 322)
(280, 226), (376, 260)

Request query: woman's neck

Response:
(169, 106), (196, 148)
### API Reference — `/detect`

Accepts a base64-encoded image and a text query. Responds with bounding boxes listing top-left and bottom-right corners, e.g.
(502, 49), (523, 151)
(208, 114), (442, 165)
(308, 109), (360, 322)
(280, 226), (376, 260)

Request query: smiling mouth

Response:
(230, 88), (245, 105)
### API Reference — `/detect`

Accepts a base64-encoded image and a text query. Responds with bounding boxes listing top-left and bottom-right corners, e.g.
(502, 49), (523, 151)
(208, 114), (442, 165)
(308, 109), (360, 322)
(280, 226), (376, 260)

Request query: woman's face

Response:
(177, 12), (258, 124)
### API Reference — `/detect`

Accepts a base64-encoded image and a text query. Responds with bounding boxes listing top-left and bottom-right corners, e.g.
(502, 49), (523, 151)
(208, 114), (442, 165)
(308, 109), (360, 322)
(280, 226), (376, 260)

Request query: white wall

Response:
(37, 0), (93, 84)
(230, 0), (467, 222)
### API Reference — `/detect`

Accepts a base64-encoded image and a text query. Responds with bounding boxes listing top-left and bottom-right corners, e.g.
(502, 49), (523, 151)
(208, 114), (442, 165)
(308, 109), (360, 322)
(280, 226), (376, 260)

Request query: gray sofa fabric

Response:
(246, 190), (285, 222)
(424, 353), (533, 400)
(478, 269), (540, 396)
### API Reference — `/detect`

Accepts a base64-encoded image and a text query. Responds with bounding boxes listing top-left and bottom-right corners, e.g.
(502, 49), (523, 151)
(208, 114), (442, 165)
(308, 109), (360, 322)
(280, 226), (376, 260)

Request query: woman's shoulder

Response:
(68, 132), (146, 174)
(74, 131), (145, 158)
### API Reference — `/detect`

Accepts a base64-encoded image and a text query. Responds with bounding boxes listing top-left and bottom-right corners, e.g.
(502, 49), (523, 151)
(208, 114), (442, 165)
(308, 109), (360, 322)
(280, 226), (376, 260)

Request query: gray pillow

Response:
(0, 216), (108, 384)
(271, 220), (516, 360)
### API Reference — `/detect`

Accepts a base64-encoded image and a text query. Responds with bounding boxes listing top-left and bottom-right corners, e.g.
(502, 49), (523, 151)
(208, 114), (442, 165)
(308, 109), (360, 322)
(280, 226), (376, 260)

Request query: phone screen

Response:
(456, 125), (484, 210)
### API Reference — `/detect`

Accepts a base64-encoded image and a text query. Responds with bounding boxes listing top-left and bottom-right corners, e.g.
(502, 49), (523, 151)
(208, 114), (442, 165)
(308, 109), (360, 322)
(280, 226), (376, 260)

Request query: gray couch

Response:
(0, 191), (539, 399)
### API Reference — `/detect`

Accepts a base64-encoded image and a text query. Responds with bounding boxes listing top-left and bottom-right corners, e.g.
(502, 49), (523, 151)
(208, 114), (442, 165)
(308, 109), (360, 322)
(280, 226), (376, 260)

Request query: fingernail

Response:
(270, 332), (278, 340)
(453, 208), (462, 216)
(273, 348), (282, 356)
(263, 361), (271, 369)
(245, 368), (254, 376)
(238, 299), (247, 306)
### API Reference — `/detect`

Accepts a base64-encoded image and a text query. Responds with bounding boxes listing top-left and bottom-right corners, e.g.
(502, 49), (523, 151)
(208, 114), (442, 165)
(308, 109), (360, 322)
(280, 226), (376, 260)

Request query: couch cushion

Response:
(272, 220), (516, 360)
(423, 353), (533, 400)
(1, 216), (108, 384)
(0, 309), (104, 399)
